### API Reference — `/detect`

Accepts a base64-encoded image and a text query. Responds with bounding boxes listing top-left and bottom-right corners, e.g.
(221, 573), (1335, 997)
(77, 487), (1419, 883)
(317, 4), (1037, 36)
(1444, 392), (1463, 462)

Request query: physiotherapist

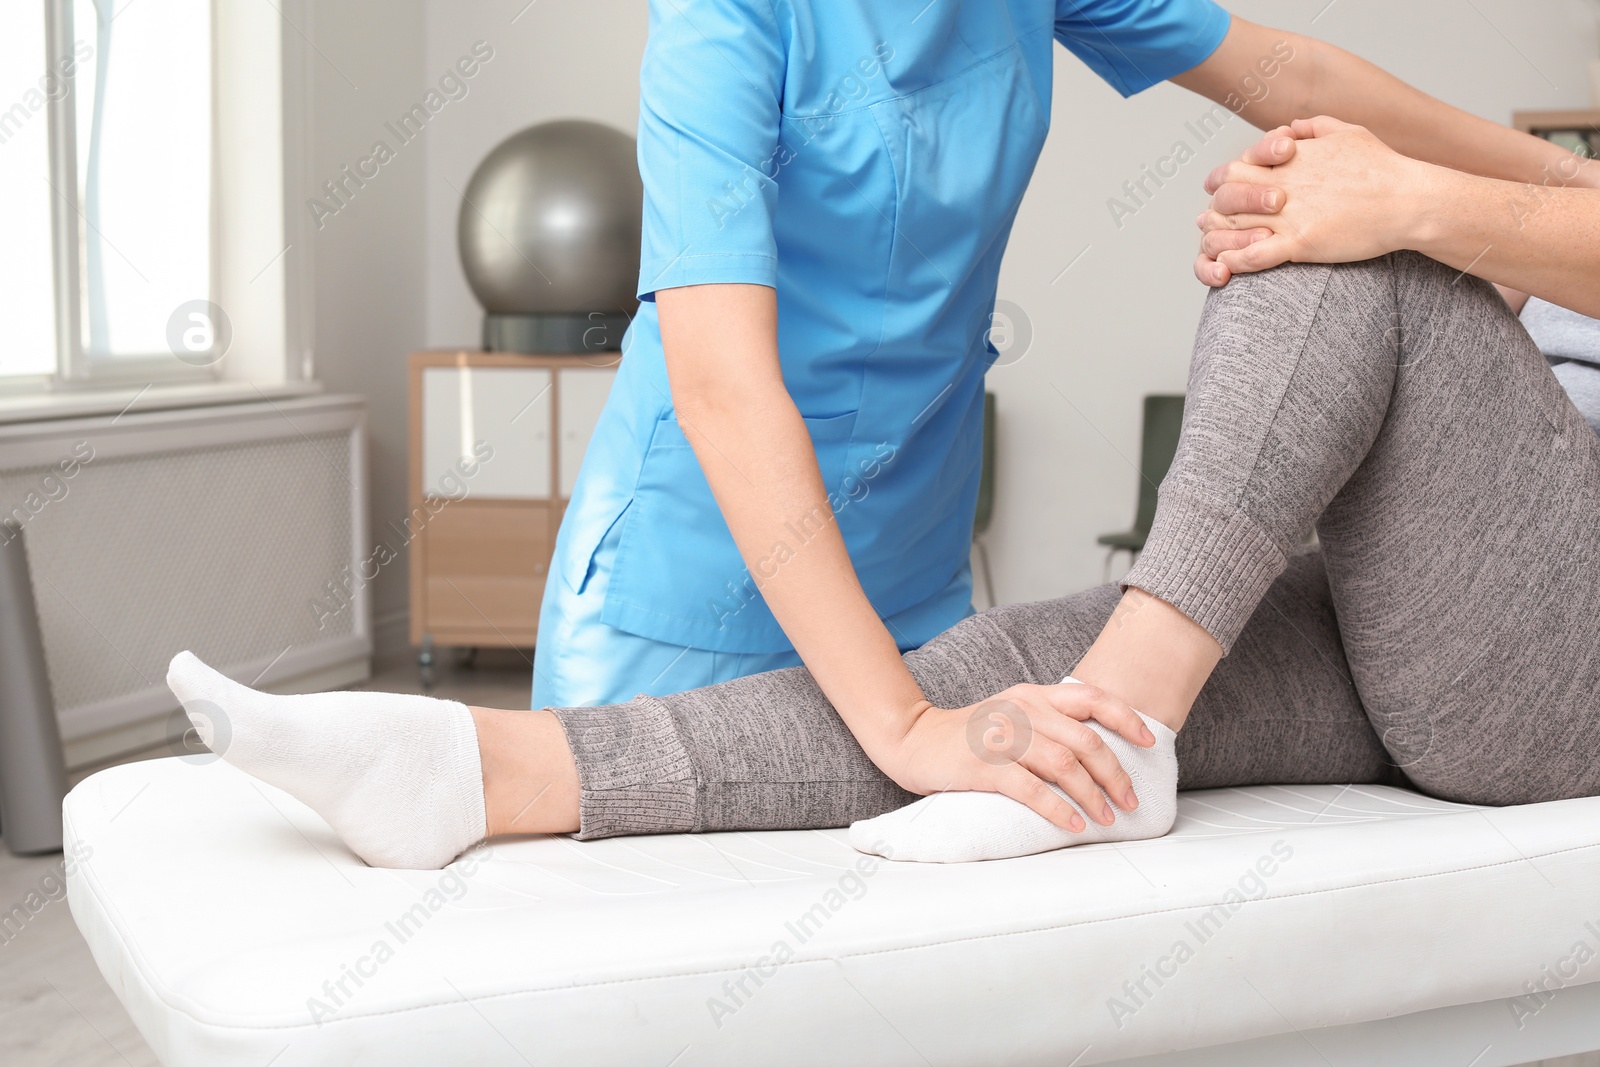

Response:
(533, 0), (1592, 772)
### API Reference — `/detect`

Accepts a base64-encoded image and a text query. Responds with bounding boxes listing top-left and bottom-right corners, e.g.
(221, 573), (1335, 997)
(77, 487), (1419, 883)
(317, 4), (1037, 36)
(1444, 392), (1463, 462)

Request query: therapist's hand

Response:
(1194, 117), (1434, 285)
(877, 682), (1155, 832)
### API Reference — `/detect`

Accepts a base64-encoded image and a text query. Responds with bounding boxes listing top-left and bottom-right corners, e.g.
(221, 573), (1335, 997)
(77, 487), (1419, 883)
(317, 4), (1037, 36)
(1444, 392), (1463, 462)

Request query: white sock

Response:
(848, 678), (1179, 863)
(166, 651), (487, 870)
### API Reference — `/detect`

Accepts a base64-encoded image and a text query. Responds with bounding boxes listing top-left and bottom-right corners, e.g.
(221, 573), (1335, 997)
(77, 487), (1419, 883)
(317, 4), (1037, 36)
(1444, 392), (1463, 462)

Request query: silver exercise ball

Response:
(458, 120), (642, 352)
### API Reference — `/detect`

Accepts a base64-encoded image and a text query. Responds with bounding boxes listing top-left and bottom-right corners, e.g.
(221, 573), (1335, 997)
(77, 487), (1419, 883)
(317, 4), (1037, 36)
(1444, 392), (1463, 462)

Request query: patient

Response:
(166, 118), (1600, 869)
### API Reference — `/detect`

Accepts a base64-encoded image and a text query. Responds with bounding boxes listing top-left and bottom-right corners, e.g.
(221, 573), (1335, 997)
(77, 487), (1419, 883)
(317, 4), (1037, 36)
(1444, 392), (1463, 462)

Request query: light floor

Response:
(0, 648), (1596, 1067)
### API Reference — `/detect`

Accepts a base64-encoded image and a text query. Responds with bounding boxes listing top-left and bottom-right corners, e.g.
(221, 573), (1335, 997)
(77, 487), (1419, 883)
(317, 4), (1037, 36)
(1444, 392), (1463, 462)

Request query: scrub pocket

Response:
(601, 409), (858, 651)
(558, 495), (632, 596)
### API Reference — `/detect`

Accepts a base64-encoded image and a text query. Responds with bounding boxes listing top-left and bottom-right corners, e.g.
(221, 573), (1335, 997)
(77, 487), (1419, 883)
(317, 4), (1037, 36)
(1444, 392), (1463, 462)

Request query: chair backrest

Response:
(973, 391), (997, 537)
(1133, 394), (1185, 536)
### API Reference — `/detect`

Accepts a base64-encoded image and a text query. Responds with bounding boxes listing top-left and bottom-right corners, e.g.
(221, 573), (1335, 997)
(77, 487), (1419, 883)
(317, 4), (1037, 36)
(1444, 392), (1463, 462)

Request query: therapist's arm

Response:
(1174, 16), (1599, 188)
(659, 283), (922, 730)
(659, 284), (1154, 831)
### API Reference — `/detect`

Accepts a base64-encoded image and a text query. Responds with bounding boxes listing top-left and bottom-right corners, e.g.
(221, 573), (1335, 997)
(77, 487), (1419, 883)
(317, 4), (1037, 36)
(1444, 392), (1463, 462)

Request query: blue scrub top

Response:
(553, 0), (1230, 654)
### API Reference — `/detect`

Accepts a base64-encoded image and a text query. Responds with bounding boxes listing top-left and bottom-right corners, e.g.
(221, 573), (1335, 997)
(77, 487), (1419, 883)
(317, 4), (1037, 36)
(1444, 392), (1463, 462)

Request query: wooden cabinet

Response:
(407, 351), (618, 671)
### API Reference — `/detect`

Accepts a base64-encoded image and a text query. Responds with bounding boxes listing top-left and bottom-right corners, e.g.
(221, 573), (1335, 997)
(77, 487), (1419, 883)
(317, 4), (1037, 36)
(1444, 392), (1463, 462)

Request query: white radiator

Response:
(0, 394), (370, 769)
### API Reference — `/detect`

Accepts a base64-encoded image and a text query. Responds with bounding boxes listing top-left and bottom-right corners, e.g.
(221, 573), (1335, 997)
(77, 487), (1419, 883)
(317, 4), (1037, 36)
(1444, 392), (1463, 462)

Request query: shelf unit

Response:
(407, 349), (618, 678)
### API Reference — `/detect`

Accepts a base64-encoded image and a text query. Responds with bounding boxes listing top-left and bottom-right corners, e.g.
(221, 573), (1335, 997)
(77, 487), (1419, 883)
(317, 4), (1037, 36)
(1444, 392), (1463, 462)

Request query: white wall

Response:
(303, 0), (429, 648)
(373, 0), (1598, 623)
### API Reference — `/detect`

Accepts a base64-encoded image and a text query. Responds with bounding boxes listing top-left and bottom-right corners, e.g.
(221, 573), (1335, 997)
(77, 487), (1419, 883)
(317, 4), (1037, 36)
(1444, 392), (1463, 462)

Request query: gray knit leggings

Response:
(552, 253), (1600, 839)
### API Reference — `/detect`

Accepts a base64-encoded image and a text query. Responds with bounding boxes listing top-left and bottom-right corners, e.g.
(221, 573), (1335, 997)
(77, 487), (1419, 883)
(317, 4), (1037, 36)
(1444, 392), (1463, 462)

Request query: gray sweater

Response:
(1522, 296), (1600, 434)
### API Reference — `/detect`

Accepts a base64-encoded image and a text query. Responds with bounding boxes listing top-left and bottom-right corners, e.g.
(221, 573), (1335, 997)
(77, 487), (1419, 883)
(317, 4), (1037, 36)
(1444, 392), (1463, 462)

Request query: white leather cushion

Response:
(65, 757), (1600, 1066)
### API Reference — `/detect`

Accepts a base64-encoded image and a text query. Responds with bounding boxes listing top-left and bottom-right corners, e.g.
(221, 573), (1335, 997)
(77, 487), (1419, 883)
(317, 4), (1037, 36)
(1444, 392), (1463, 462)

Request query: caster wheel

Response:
(418, 636), (436, 690)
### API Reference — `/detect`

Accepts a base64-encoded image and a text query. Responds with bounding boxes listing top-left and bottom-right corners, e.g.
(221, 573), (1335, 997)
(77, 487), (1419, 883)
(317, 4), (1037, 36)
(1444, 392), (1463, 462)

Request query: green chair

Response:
(1097, 394), (1185, 581)
(973, 391), (997, 609)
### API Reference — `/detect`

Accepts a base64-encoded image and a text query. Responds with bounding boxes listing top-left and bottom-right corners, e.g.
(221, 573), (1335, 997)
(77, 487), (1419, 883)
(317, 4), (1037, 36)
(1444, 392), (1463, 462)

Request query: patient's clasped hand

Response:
(168, 653), (1179, 869)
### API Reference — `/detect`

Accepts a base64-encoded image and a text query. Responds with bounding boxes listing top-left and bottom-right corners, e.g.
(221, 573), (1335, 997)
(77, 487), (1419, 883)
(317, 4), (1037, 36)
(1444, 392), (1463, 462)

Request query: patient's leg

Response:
(1296, 255), (1600, 803)
(170, 554), (1387, 866)
(1089, 253), (1600, 804)
(858, 253), (1600, 859)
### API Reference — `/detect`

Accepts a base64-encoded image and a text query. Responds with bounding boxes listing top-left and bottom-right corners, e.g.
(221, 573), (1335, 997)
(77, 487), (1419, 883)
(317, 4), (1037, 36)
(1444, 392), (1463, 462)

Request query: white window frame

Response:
(10, 0), (313, 410)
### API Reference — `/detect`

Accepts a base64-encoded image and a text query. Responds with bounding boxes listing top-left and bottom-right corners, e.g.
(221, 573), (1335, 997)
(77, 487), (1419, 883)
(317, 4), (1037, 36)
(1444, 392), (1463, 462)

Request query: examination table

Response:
(64, 756), (1600, 1066)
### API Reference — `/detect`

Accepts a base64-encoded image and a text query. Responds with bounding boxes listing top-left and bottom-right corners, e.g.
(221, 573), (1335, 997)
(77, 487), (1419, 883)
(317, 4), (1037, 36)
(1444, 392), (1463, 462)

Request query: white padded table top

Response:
(66, 757), (1600, 1066)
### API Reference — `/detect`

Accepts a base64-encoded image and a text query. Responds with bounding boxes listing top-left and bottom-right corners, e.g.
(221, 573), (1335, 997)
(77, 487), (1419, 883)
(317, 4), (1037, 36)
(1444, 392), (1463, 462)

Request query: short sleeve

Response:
(636, 0), (786, 301)
(1055, 0), (1231, 98)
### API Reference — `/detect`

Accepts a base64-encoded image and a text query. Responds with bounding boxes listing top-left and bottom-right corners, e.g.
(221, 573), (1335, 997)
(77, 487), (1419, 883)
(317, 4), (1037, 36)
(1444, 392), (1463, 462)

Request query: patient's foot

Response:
(166, 651), (487, 870)
(850, 696), (1178, 863)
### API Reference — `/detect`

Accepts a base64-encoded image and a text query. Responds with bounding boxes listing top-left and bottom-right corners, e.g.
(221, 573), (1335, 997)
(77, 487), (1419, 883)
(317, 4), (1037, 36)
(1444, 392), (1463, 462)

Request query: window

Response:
(1, 0), (265, 391)
(70, 0), (214, 370)
(0, 2), (58, 381)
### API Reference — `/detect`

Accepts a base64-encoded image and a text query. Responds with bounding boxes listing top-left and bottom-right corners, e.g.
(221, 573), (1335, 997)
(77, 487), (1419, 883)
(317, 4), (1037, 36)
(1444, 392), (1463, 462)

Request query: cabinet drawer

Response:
(420, 502), (551, 638)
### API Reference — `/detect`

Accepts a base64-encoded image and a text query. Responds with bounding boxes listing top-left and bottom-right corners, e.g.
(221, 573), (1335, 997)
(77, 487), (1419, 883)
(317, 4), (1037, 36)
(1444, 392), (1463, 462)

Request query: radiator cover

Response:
(0, 394), (369, 766)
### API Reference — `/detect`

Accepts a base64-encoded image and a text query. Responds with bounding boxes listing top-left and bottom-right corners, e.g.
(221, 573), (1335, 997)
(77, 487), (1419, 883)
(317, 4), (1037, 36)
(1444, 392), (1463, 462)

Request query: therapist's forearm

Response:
(1274, 37), (1574, 182)
(1182, 17), (1600, 189)
(658, 284), (928, 754)
(1405, 166), (1600, 319)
